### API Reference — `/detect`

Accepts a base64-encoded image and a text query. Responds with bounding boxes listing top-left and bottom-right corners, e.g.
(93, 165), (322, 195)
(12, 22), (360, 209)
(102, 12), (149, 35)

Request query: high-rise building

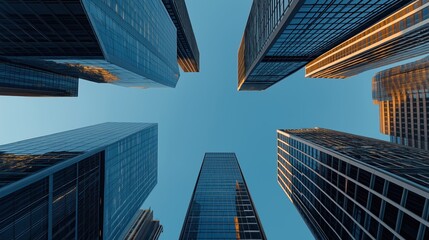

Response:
(0, 122), (158, 240)
(277, 128), (429, 240)
(180, 153), (266, 239)
(0, 0), (179, 92)
(373, 56), (429, 150)
(162, 0), (200, 72)
(0, 59), (78, 97)
(306, 0), (429, 79)
(124, 209), (163, 240)
(238, 0), (413, 91)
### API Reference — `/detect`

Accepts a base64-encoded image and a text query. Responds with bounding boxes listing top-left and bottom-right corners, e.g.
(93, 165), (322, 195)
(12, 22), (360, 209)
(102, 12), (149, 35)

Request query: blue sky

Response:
(0, 0), (415, 239)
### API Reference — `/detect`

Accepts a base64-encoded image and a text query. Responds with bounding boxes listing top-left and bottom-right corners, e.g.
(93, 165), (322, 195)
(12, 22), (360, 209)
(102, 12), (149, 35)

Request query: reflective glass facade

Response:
(124, 209), (163, 240)
(238, 0), (412, 91)
(180, 153), (266, 240)
(373, 56), (429, 150)
(306, 0), (429, 79)
(277, 128), (429, 240)
(0, 0), (179, 90)
(0, 60), (78, 97)
(0, 122), (158, 240)
(162, 0), (200, 72)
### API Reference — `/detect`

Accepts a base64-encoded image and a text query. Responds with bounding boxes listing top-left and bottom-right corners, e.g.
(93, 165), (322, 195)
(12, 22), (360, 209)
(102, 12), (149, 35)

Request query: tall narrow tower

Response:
(180, 153), (266, 239)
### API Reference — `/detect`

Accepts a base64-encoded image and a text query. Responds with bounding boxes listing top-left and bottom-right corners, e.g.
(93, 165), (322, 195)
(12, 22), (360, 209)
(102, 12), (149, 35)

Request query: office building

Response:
(180, 153), (266, 239)
(373, 56), (429, 150)
(124, 209), (163, 240)
(0, 0), (179, 91)
(0, 59), (78, 97)
(238, 0), (412, 91)
(306, 0), (429, 79)
(0, 122), (158, 240)
(162, 0), (200, 72)
(277, 128), (429, 240)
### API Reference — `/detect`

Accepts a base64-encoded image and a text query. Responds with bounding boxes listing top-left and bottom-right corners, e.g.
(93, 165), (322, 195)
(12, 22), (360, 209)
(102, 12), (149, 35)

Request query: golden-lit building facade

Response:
(306, 0), (429, 79)
(373, 56), (429, 150)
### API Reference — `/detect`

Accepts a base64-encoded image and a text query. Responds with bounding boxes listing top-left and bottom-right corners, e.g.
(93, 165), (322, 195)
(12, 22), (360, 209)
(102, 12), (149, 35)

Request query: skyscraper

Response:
(124, 209), (163, 240)
(306, 0), (429, 79)
(0, 122), (158, 240)
(162, 0), (200, 72)
(180, 153), (266, 239)
(238, 0), (412, 91)
(277, 128), (429, 240)
(373, 56), (429, 150)
(0, 59), (78, 97)
(0, 0), (179, 92)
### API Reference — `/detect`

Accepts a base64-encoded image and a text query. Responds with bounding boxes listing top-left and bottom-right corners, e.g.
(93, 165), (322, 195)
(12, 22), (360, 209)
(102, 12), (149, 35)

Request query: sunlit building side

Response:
(0, 0), (179, 92)
(0, 123), (158, 240)
(277, 128), (429, 240)
(179, 153), (266, 239)
(373, 56), (429, 150)
(306, 0), (429, 79)
(238, 0), (413, 91)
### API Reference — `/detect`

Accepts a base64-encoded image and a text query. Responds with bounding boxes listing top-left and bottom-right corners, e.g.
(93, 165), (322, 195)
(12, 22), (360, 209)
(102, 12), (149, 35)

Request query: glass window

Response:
(405, 191), (426, 217)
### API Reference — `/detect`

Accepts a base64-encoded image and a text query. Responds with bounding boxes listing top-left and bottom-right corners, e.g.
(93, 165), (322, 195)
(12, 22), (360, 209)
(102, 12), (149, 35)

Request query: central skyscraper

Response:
(238, 0), (413, 91)
(0, 122), (158, 240)
(180, 153), (266, 239)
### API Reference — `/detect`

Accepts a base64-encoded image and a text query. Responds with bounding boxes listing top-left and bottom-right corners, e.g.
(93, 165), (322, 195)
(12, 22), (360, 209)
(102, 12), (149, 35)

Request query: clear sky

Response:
(1, 0), (417, 239)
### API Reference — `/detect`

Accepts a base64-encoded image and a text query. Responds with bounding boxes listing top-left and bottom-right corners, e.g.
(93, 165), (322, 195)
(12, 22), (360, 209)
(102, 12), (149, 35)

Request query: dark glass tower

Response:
(180, 153), (266, 240)
(306, 0), (429, 79)
(0, 123), (158, 240)
(238, 0), (413, 91)
(373, 56), (429, 151)
(0, 59), (78, 97)
(277, 128), (429, 240)
(124, 209), (163, 240)
(162, 0), (200, 72)
(0, 0), (179, 94)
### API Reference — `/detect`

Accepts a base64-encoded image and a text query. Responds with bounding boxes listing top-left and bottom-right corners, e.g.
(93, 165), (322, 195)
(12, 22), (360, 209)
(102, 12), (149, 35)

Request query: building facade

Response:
(0, 0), (179, 91)
(306, 0), (429, 79)
(277, 128), (429, 240)
(238, 0), (413, 91)
(373, 56), (429, 150)
(180, 153), (266, 239)
(0, 59), (78, 97)
(162, 0), (200, 72)
(124, 209), (163, 240)
(0, 122), (158, 240)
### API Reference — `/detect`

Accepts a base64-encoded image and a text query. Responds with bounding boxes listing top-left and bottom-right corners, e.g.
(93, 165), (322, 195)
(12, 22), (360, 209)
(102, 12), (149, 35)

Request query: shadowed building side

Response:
(277, 128), (429, 240)
(238, 0), (413, 91)
(373, 56), (429, 150)
(306, 0), (429, 79)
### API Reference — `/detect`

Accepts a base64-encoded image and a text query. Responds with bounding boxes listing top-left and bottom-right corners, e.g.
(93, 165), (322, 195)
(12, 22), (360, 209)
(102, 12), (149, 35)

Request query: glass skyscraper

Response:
(0, 59), (78, 97)
(238, 0), (412, 91)
(373, 56), (429, 151)
(179, 153), (266, 240)
(306, 0), (429, 79)
(277, 128), (429, 240)
(0, 0), (179, 93)
(162, 0), (200, 72)
(124, 209), (163, 240)
(0, 122), (158, 240)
